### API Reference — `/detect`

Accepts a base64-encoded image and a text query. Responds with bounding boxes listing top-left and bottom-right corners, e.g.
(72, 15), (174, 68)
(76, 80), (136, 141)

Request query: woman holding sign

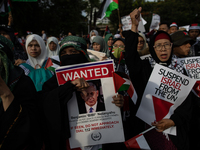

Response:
(125, 7), (192, 150)
(41, 36), (125, 150)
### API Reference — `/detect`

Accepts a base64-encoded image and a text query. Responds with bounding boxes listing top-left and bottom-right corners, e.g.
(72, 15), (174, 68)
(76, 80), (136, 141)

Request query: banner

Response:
(177, 56), (200, 97)
(121, 14), (146, 32)
(149, 13), (160, 31)
(56, 60), (125, 148)
(136, 64), (195, 135)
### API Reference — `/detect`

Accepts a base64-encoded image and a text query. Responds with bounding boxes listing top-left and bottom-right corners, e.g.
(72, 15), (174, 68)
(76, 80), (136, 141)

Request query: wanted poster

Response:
(56, 60), (125, 148)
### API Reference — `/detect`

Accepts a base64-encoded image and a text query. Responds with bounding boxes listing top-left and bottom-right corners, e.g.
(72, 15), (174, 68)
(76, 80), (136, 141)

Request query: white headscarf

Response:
(90, 30), (99, 43)
(138, 33), (147, 51)
(46, 37), (60, 57)
(25, 34), (47, 69)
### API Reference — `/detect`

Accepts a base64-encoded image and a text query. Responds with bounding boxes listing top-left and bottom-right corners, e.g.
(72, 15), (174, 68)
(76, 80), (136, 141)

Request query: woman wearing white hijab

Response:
(46, 37), (60, 57)
(20, 34), (53, 91)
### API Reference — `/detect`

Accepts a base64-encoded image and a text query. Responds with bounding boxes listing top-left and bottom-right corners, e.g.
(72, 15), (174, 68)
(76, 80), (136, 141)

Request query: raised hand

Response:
(130, 7), (142, 32)
(71, 78), (89, 96)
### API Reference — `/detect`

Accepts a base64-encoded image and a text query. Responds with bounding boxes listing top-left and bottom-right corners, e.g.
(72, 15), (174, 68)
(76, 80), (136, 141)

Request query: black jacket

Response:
(41, 75), (75, 150)
(125, 30), (193, 150)
(0, 74), (42, 150)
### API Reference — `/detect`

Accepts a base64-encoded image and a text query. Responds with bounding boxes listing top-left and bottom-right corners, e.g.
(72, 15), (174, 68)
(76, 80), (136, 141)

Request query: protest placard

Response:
(149, 13), (160, 31)
(56, 60), (125, 148)
(177, 56), (200, 97)
(121, 14), (146, 32)
(136, 64), (195, 135)
(140, 54), (152, 60)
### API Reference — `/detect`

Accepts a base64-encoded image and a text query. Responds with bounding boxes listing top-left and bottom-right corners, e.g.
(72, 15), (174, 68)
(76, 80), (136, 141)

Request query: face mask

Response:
(60, 53), (88, 66)
(112, 48), (124, 59)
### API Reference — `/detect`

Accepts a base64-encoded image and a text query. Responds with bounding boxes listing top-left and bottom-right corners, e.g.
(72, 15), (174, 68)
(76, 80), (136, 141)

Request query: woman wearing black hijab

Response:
(125, 7), (192, 150)
(0, 24), (27, 60)
(0, 35), (41, 149)
(41, 36), (124, 150)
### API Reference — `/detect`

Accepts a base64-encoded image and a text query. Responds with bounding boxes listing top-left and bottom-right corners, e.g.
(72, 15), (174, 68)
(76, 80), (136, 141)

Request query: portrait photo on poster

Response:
(76, 79), (106, 114)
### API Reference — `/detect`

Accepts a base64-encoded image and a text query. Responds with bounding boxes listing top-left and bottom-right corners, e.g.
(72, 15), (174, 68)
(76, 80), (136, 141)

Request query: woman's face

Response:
(113, 40), (125, 50)
(91, 32), (96, 37)
(0, 30), (11, 41)
(154, 39), (172, 62)
(60, 46), (80, 56)
(48, 41), (57, 51)
(27, 40), (41, 58)
(107, 37), (113, 47)
(137, 36), (144, 50)
(92, 42), (101, 51)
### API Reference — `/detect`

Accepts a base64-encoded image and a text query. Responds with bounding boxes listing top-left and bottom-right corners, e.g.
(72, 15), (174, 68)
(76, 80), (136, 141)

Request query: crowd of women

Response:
(0, 6), (200, 150)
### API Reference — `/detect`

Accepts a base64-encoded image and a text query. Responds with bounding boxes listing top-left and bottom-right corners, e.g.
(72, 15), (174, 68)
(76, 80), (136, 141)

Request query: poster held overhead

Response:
(149, 13), (160, 31)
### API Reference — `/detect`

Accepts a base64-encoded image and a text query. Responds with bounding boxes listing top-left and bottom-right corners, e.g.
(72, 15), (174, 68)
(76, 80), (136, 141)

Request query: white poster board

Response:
(149, 13), (160, 31)
(56, 60), (124, 148)
(121, 14), (146, 32)
(177, 56), (200, 97)
(136, 64), (195, 135)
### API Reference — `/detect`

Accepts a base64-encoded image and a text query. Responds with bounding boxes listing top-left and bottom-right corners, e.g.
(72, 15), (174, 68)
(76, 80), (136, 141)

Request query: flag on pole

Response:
(44, 56), (60, 72)
(97, 0), (118, 20)
(124, 127), (154, 150)
(105, 25), (111, 34)
(113, 72), (138, 104)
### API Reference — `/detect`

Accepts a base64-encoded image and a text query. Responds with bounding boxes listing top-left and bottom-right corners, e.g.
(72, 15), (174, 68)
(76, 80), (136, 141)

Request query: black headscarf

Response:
(149, 31), (173, 66)
(0, 24), (27, 60)
(0, 35), (23, 95)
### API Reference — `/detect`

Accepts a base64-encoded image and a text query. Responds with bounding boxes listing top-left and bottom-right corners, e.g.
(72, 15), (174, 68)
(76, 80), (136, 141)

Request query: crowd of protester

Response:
(0, 6), (200, 150)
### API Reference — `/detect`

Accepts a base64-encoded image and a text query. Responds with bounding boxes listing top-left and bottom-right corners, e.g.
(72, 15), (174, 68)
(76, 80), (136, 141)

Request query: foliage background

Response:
(0, 0), (200, 36)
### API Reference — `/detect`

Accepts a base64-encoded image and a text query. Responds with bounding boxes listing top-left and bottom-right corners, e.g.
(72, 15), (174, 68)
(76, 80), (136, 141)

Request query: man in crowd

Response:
(188, 23), (200, 56)
(169, 22), (178, 34)
(158, 21), (169, 33)
(79, 81), (105, 114)
(41, 30), (47, 42)
(171, 30), (194, 58)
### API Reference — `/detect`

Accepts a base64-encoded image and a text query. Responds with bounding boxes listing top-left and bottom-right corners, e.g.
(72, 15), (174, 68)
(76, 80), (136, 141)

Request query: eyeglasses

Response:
(138, 40), (144, 44)
(154, 43), (172, 51)
(113, 44), (125, 49)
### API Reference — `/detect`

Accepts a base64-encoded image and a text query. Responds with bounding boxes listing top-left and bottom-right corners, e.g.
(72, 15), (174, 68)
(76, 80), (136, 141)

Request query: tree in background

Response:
(109, 0), (200, 33)
(3, 0), (200, 36)
(9, 0), (88, 37)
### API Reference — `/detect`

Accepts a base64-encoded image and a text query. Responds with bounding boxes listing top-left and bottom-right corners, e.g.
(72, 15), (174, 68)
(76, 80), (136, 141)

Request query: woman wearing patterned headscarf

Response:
(0, 35), (41, 149)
